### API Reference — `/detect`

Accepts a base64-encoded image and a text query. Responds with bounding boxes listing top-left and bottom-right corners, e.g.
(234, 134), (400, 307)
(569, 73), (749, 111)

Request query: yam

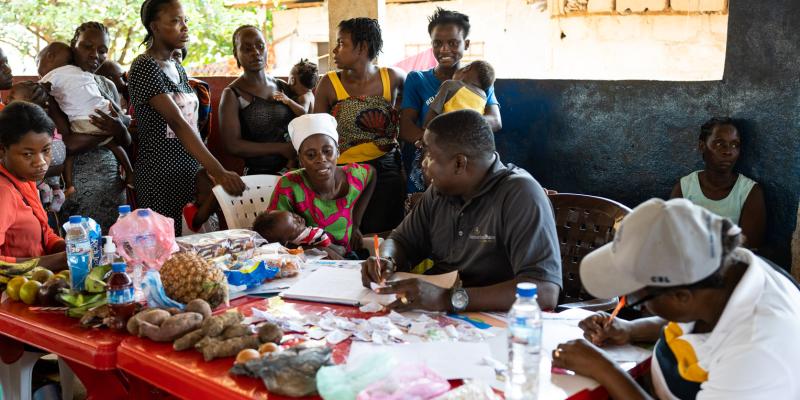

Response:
(258, 322), (284, 344)
(173, 328), (205, 351)
(201, 310), (243, 337)
(222, 324), (253, 339)
(194, 335), (214, 350)
(199, 335), (260, 362)
(140, 312), (203, 342)
(186, 299), (212, 320)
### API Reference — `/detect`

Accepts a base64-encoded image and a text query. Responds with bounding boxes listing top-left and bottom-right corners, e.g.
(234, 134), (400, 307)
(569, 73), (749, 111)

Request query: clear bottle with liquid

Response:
(506, 282), (542, 400)
(107, 262), (136, 329)
(65, 215), (92, 291)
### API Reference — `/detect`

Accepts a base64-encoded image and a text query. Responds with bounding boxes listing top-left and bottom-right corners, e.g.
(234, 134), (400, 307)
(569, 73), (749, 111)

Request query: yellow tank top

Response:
(327, 68), (398, 164)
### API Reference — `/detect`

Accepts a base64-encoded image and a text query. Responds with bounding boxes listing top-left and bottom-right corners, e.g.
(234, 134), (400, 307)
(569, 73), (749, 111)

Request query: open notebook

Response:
(279, 266), (458, 306)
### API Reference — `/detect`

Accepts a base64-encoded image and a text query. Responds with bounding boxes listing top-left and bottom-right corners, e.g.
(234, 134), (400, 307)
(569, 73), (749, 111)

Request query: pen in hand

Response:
(605, 296), (626, 328)
(373, 235), (385, 284)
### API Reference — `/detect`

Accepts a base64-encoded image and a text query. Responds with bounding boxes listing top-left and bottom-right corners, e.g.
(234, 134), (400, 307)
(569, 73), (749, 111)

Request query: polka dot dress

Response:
(128, 54), (200, 234)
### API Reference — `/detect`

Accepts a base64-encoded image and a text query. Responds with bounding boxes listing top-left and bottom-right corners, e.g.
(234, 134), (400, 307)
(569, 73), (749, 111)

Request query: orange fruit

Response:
(235, 349), (260, 365)
(258, 342), (280, 355)
(20, 280), (42, 305)
(6, 276), (28, 302)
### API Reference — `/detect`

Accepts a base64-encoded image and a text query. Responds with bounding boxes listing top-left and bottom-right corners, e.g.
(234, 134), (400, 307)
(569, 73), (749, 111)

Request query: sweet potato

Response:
(186, 299), (212, 320)
(127, 308), (171, 335)
(139, 312), (203, 342)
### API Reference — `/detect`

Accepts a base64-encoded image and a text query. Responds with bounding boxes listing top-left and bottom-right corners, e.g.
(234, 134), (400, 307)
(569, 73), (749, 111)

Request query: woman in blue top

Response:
(399, 8), (502, 195)
(670, 117), (766, 249)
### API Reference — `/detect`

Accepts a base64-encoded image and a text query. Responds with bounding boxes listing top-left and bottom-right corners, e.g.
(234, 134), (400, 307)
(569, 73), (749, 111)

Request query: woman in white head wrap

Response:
(266, 114), (376, 256)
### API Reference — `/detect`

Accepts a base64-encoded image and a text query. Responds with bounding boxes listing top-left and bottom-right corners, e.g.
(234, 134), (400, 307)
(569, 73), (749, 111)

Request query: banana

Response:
(84, 265), (112, 293)
(58, 291), (105, 308)
(0, 259), (39, 276)
(67, 297), (108, 318)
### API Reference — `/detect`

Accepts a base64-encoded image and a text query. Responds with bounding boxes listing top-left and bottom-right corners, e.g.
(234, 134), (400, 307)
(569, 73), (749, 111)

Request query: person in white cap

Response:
(265, 114), (376, 257)
(551, 198), (800, 400)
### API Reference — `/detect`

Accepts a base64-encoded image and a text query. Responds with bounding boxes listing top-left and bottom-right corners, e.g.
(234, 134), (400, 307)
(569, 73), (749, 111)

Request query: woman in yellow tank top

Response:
(315, 17), (407, 235)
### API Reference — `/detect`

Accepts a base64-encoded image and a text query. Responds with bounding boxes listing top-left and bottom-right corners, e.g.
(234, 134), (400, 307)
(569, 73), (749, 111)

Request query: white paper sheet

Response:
(348, 341), (496, 381)
(280, 267), (396, 306)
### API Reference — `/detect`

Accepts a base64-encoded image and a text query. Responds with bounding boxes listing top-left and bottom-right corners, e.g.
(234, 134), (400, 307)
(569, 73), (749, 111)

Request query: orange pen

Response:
(373, 235), (383, 282)
(605, 296), (626, 328)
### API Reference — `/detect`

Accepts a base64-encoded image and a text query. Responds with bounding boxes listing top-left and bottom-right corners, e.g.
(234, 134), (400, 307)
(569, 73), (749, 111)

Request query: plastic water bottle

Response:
(81, 217), (102, 268)
(117, 205), (131, 220)
(107, 262), (136, 330)
(65, 215), (92, 291)
(506, 282), (542, 400)
(130, 209), (159, 301)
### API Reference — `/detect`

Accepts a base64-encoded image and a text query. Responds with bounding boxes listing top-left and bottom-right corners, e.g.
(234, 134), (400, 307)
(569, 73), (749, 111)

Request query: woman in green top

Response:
(268, 114), (376, 255)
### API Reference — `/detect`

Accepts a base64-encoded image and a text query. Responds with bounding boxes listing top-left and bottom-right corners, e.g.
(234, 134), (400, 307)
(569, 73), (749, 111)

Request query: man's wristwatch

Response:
(450, 278), (469, 313)
(381, 256), (396, 274)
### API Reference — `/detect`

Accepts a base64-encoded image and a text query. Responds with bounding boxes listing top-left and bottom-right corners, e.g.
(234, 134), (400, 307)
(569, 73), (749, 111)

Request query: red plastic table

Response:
(0, 295), (263, 400)
(118, 299), (651, 400)
(118, 298), (364, 400)
(0, 299), (130, 399)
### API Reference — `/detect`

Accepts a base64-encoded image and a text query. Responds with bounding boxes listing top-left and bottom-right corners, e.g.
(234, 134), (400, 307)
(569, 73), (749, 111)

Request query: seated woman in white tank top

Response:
(671, 117), (766, 249)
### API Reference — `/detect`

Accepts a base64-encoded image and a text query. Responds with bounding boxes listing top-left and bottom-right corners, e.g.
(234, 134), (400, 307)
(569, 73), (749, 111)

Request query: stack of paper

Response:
(279, 267), (458, 306)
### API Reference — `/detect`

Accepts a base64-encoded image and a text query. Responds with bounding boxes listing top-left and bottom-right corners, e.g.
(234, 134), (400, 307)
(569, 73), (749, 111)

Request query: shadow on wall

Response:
(493, 0), (800, 267)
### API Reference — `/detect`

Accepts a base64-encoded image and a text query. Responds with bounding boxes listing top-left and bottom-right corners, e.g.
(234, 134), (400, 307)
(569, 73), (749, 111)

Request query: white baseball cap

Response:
(288, 114), (339, 152)
(580, 198), (729, 299)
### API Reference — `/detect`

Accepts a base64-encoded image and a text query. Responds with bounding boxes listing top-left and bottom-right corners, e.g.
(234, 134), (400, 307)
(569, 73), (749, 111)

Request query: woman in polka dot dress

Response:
(129, 0), (244, 233)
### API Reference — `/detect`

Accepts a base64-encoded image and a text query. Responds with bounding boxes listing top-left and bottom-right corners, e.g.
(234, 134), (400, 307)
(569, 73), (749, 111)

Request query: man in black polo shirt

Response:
(362, 109), (562, 311)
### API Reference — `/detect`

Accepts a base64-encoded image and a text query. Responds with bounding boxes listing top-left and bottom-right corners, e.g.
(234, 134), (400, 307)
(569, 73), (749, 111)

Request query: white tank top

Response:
(680, 171), (756, 224)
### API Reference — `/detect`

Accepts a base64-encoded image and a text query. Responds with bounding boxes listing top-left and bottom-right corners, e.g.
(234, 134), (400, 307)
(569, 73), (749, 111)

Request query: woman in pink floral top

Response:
(268, 114), (376, 254)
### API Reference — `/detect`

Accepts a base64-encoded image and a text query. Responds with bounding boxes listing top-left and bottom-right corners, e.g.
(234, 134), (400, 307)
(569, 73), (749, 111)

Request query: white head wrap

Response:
(288, 114), (339, 152)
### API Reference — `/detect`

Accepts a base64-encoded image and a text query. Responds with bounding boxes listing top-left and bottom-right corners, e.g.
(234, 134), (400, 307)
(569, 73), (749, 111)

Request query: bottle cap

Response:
(69, 215), (83, 224)
(111, 262), (127, 272)
(516, 282), (537, 297)
(136, 209), (150, 217)
(118, 205), (131, 214)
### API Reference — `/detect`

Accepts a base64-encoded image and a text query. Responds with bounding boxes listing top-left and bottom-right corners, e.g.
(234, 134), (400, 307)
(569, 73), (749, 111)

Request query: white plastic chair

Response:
(0, 350), (42, 400)
(212, 174), (281, 229)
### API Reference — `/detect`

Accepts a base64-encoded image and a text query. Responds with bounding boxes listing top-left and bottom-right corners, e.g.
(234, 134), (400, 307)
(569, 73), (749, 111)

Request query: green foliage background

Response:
(0, 0), (275, 68)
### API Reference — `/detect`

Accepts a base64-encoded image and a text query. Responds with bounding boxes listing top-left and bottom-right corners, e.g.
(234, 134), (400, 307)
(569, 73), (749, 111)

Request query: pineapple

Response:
(160, 252), (227, 309)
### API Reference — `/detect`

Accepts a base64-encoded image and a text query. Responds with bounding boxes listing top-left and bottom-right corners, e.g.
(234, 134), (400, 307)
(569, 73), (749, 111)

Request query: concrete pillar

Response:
(326, 0), (385, 71)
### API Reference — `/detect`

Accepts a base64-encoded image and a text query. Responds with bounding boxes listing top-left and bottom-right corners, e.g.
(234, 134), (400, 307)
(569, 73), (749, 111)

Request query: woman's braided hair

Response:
(70, 21), (109, 49)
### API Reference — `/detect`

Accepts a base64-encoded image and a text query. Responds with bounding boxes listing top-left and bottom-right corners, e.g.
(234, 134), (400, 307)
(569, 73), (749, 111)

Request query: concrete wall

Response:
(492, 0), (799, 266)
(2, 0), (794, 266)
(271, 0), (727, 80)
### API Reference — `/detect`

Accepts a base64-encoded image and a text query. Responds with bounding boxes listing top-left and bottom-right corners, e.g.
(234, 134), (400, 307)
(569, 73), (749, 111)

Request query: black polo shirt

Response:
(391, 155), (563, 288)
